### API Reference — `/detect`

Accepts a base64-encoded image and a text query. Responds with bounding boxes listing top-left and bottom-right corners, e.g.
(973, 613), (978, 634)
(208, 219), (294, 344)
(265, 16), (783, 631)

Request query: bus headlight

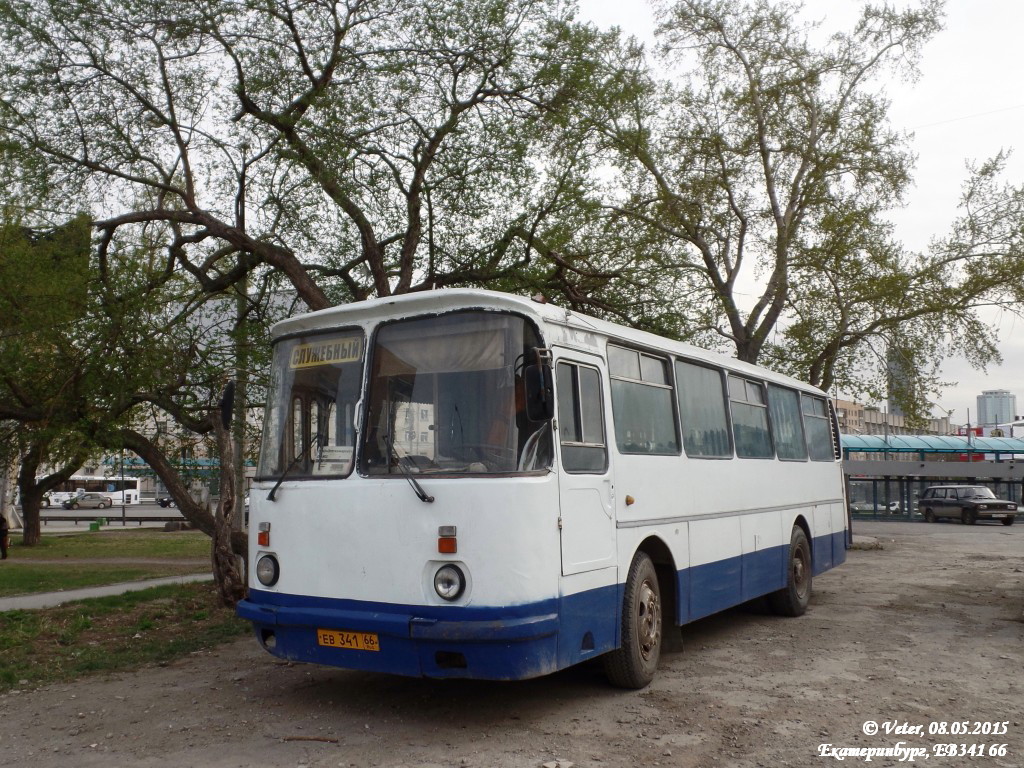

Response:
(256, 555), (280, 587)
(433, 564), (465, 601)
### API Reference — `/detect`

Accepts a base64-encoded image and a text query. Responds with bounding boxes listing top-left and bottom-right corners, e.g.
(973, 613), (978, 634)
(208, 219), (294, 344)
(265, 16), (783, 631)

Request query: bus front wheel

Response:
(603, 551), (662, 689)
(769, 526), (812, 617)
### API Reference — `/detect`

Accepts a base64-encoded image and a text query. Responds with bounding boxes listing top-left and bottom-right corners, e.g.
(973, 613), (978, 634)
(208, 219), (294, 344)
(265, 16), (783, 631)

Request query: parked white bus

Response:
(48, 475), (142, 506)
(238, 290), (847, 687)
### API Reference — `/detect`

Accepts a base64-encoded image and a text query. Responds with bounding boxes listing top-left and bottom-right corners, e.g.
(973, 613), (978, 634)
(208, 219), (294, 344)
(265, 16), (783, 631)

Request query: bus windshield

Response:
(360, 311), (552, 475)
(258, 330), (365, 479)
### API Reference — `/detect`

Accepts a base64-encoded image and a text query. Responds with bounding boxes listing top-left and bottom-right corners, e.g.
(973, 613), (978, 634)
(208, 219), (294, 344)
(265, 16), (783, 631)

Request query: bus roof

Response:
(271, 289), (826, 396)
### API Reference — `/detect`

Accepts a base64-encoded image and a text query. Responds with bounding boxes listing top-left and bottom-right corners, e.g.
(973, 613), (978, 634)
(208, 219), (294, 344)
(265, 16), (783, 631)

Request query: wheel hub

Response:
(793, 548), (809, 599)
(637, 580), (661, 660)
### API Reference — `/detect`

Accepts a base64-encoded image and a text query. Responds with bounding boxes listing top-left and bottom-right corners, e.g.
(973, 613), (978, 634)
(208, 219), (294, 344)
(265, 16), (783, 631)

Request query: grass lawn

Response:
(0, 582), (250, 691)
(8, 528), (211, 560)
(1, 529), (211, 596)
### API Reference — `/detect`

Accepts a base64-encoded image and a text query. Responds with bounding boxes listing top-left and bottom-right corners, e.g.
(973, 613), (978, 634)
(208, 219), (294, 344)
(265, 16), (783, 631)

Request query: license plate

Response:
(991, 513), (1007, 518)
(316, 628), (380, 652)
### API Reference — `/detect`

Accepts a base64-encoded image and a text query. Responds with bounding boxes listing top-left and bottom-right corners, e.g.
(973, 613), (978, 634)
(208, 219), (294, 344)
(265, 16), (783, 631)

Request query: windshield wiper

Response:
(267, 435), (321, 502)
(386, 433), (434, 504)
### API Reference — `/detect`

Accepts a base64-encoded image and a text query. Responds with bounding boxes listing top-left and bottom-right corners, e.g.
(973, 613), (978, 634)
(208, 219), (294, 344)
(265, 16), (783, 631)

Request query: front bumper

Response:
(237, 591), (561, 680)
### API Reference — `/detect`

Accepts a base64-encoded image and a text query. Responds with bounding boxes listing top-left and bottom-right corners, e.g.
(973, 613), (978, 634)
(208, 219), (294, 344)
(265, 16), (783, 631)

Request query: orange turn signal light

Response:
(257, 522), (271, 548)
(437, 537), (457, 554)
(438, 525), (457, 554)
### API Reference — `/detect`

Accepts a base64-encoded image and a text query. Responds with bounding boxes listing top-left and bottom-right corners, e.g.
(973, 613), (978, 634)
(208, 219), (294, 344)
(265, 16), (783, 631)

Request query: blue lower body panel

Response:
(814, 530), (848, 575)
(239, 530), (845, 680)
(237, 588), (619, 681)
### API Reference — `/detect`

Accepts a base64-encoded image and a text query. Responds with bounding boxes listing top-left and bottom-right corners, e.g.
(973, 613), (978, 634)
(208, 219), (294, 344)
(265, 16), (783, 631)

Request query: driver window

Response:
(557, 362), (608, 473)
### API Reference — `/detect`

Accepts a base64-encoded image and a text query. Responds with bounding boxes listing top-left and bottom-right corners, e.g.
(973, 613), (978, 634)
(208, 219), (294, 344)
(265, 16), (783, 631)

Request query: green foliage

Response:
(0, 0), (601, 305)
(536, 0), (1021, 421)
(0, 0), (1022, 438)
(0, 215), (91, 414)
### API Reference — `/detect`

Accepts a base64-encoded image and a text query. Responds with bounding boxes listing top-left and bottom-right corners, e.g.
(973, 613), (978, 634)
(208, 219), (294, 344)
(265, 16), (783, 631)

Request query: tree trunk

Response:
(15, 447), (89, 546)
(211, 407), (247, 607)
(115, 428), (248, 555)
(16, 446), (43, 546)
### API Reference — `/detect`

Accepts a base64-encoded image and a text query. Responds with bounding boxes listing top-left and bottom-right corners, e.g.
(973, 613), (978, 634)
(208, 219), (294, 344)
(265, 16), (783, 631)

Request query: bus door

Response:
(554, 351), (615, 576)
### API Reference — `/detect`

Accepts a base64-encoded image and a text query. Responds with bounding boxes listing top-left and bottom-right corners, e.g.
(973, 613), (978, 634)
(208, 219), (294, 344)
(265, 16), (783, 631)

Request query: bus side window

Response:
(675, 359), (732, 458)
(767, 384), (808, 461)
(556, 362), (608, 473)
(729, 376), (773, 458)
(801, 394), (834, 461)
(608, 345), (679, 455)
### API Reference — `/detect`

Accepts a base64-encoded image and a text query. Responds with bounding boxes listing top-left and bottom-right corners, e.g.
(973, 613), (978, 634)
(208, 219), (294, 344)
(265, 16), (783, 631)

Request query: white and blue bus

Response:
(238, 290), (847, 687)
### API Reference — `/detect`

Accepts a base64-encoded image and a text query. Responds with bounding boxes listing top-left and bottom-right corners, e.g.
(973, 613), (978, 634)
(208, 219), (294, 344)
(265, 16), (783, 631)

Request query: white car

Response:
(849, 500), (901, 513)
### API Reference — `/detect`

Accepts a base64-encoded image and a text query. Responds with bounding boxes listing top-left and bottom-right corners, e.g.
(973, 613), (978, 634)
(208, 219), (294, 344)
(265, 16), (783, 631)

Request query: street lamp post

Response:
(120, 448), (126, 527)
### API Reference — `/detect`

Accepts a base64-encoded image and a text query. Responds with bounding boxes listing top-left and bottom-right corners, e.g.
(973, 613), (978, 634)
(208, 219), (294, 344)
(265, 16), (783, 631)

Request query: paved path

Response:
(0, 572), (214, 612)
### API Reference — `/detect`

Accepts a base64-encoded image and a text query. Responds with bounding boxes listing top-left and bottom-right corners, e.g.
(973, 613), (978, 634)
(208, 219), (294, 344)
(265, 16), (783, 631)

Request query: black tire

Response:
(105, 499), (113, 508)
(603, 552), (662, 689)
(71, 502), (80, 510)
(924, 509), (935, 523)
(768, 526), (812, 617)
(962, 509), (976, 525)
(1002, 516), (1014, 526)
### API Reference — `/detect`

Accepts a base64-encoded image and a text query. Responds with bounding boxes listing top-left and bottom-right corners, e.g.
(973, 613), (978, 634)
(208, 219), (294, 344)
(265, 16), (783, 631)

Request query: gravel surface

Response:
(1, 520), (1021, 768)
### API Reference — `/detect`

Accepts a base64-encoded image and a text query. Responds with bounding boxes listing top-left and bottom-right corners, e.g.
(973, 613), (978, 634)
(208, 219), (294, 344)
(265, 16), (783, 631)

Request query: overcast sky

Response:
(576, 0), (1024, 425)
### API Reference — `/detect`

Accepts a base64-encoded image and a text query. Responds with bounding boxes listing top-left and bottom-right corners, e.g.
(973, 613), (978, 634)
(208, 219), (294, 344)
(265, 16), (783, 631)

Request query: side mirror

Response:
(523, 363), (554, 422)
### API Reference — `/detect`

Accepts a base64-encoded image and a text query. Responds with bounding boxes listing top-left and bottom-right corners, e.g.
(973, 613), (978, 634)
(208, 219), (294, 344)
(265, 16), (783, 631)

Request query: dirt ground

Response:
(1, 520), (1022, 768)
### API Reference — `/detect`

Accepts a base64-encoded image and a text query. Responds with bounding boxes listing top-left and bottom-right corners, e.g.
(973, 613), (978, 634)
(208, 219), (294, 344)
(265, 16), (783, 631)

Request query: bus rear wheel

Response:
(603, 551), (662, 689)
(769, 526), (812, 617)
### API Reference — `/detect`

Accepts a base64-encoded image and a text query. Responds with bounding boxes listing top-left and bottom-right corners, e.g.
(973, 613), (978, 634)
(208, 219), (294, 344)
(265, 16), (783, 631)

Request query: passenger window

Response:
(729, 376), (773, 458)
(608, 346), (641, 379)
(767, 385), (807, 461)
(608, 345), (679, 455)
(556, 362), (608, 473)
(675, 360), (732, 458)
(801, 394), (835, 461)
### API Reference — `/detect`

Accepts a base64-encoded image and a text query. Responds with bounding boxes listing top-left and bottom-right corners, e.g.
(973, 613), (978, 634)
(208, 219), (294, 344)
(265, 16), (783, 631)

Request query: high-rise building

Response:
(976, 389), (1017, 426)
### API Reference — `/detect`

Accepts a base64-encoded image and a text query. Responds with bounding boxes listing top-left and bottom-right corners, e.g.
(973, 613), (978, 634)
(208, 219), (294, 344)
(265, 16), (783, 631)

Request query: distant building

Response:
(832, 398), (950, 438)
(833, 399), (865, 434)
(885, 348), (917, 418)
(976, 390), (1017, 426)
